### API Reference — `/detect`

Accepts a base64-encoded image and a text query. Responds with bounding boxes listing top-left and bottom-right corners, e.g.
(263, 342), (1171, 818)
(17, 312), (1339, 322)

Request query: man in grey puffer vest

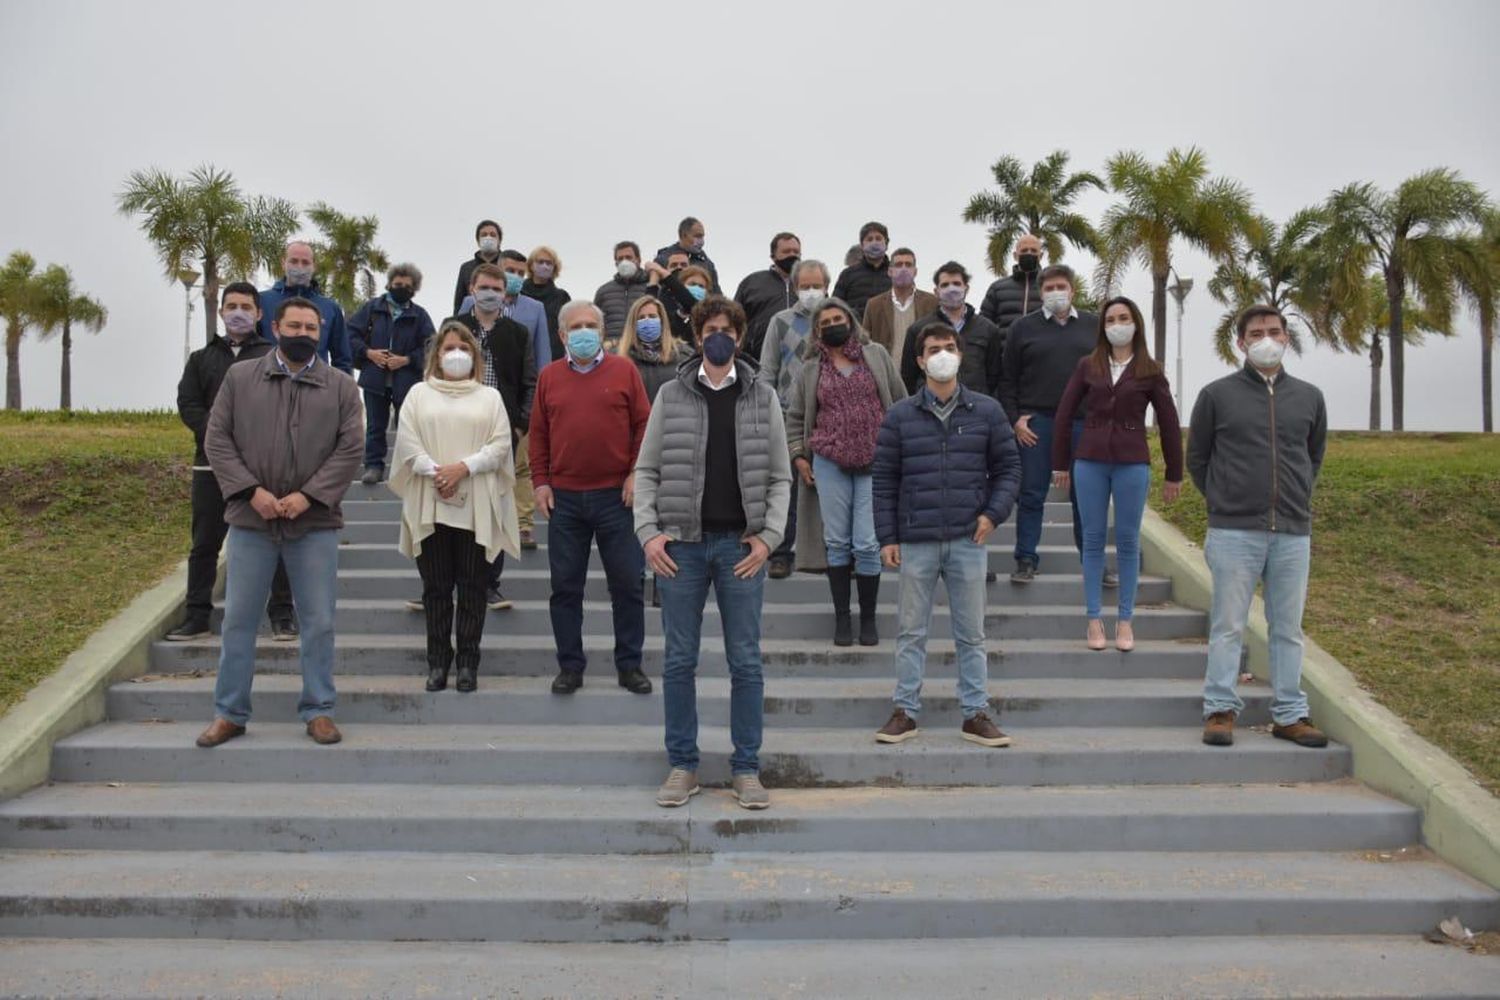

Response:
(633, 295), (792, 813)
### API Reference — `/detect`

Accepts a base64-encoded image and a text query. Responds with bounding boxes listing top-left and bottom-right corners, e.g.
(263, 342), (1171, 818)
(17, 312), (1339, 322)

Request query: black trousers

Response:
(188, 470), (293, 622)
(416, 523), (490, 673)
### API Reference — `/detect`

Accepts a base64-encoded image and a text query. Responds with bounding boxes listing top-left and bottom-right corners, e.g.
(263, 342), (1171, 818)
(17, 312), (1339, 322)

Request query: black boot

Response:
(828, 565), (854, 646)
(425, 664), (450, 692)
(455, 665), (477, 693)
(856, 574), (881, 646)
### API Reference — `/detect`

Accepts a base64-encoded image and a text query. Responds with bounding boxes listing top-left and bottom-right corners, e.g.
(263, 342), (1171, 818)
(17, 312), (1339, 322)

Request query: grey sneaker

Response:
(1009, 561), (1037, 584)
(732, 773), (770, 810)
(656, 768), (700, 808)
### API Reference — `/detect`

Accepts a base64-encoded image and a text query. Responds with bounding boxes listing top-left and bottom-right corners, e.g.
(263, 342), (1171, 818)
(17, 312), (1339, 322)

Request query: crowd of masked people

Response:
(173, 214), (1331, 810)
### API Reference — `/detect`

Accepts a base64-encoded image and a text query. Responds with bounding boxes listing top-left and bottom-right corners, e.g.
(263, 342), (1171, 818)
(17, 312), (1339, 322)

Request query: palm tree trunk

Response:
(1368, 330), (1383, 431)
(202, 258), (220, 345)
(1151, 268), (1169, 364)
(1385, 268), (1404, 432)
(60, 318), (71, 411)
(5, 327), (20, 411)
(1482, 313), (1494, 433)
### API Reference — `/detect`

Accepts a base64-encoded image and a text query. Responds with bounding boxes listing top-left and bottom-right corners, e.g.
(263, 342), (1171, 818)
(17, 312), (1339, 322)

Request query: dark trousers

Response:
(362, 385), (401, 470)
(548, 486), (645, 675)
(187, 470), (292, 623)
(415, 524), (490, 674)
(771, 477), (798, 562)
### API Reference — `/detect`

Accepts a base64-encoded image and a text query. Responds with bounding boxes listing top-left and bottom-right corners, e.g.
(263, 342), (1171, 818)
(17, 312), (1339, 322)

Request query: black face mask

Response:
(774, 255), (799, 275)
(820, 323), (852, 347)
(1018, 253), (1041, 274)
(388, 286), (414, 305)
(278, 335), (318, 363)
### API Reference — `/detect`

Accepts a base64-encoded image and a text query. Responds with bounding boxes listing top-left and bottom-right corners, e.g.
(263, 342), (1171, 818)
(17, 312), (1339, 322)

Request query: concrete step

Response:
(336, 542), (1106, 572)
(334, 568), (1174, 605)
(204, 600), (1206, 641)
(340, 499), (1086, 522)
(0, 782), (1418, 855)
(49, 723), (1351, 787)
(5, 936), (1498, 999)
(3, 849), (1494, 942)
(148, 634), (1213, 679)
(105, 674), (1270, 728)
(337, 519), (1099, 546)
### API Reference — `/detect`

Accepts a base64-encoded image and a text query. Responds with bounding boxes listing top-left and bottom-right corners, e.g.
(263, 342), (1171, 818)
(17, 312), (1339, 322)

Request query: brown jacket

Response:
(862, 288), (937, 355)
(205, 351), (364, 539)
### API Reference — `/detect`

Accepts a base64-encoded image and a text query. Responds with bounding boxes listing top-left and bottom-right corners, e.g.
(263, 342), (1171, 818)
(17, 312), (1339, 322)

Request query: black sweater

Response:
(832, 258), (891, 319)
(999, 310), (1098, 421)
(177, 336), (275, 465)
(734, 267), (794, 361)
(700, 377), (746, 533)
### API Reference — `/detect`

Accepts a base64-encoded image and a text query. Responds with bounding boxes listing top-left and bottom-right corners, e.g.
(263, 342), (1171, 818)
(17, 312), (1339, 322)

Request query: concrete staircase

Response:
(1, 484), (1497, 997)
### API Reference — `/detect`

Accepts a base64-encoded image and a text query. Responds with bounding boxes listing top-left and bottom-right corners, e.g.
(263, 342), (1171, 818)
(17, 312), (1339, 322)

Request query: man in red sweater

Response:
(531, 300), (654, 695)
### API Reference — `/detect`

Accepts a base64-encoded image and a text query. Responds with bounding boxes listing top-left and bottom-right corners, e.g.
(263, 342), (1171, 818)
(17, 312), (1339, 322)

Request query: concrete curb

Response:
(1139, 506), (1500, 891)
(0, 559), (197, 801)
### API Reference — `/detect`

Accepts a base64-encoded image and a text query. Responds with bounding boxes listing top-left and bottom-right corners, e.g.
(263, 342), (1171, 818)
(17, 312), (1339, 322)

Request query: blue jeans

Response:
(658, 533), (766, 774)
(548, 486), (645, 675)
(1015, 413), (1082, 567)
(362, 386), (398, 470)
(1073, 460), (1149, 619)
(811, 454), (881, 576)
(1203, 528), (1312, 725)
(892, 537), (990, 720)
(214, 526), (339, 725)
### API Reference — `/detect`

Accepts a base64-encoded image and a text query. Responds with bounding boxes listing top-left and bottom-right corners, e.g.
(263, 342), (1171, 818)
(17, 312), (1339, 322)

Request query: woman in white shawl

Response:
(391, 321), (520, 692)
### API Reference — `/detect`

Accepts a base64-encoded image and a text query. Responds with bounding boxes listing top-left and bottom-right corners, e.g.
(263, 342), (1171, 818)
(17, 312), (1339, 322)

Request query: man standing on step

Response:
(166, 282), (294, 642)
(872, 323), (1021, 748)
(530, 300), (654, 697)
(636, 295), (791, 811)
(1189, 305), (1329, 750)
(196, 297), (364, 749)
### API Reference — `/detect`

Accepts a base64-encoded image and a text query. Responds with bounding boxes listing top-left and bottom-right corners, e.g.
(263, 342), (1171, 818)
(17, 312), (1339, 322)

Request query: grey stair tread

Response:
(4, 936), (1498, 1000)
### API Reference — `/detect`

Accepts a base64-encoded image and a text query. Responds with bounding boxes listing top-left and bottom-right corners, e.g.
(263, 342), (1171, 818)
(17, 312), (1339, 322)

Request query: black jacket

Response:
(979, 268), (1043, 339)
(1187, 363), (1327, 535)
(999, 309), (1099, 422)
(521, 280), (571, 362)
(653, 243), (720, 291)
(652, 274), (700, 348)
(900, 306), (1005, 402)
(177, 336), (275, 466)
(832, 257), (891, 320)
(453, 252), (502, 315)
(451, 311), (537, 433)
(734, 266), (795, 361)
(347, 296), (436, 402)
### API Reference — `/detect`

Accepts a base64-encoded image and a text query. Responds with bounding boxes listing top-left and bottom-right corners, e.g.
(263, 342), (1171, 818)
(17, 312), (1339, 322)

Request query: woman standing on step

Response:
(786, 298), (907, 646)
(616, 295), (689, 403)
(1050, 296), (1182, 653)
(391, 321), (521, 693)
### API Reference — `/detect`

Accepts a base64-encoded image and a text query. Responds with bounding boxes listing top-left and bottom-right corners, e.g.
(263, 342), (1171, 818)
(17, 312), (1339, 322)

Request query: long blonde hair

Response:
(423, 320), (487, 383)
(615, 295), (681, 363)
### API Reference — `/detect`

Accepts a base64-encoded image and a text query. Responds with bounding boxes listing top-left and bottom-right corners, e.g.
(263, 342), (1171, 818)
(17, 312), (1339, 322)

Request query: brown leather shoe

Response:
(1272, 718), (1328, 748)
(961, 712), (1012, 748)
(306, 716), (342, 745)
(195, 718), (245, 748)
(1202, 711), (1236, 746)
(875, 708), (919, 744)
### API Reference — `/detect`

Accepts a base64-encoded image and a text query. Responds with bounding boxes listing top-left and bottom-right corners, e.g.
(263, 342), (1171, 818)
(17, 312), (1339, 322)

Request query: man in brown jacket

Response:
(196, 297), (364, 749)
(861, 247), (936, 363)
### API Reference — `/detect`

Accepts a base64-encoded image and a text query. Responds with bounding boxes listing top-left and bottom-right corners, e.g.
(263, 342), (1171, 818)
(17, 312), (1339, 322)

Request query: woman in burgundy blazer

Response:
(1051, 297), (1183, 651)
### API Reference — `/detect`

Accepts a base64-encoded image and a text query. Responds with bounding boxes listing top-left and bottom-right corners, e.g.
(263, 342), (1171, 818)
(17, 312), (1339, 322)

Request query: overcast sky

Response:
(2, 0), (1497, 430)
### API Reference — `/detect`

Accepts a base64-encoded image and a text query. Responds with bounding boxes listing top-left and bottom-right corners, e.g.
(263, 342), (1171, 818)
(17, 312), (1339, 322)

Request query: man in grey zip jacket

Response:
(1187, 304), (1329, 751)
(633, 295), (792, 812)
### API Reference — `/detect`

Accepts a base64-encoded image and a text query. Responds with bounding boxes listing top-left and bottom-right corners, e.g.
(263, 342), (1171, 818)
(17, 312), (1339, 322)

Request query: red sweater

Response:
(1052, 356), (1184, 481)
(528, 354), (650, 491)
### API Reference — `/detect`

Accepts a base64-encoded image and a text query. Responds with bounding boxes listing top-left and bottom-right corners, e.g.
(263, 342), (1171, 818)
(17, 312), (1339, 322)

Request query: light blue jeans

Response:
(1203, 528), (1312, 725)
(812, 453), (881, 576)
(214, 526), (339, 725)
(892, 537), (990, 720)
(1073, 459), (1149, 619)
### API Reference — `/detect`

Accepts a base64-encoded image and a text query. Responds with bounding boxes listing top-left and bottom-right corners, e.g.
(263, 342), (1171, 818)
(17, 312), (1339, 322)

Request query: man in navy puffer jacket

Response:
(871, 323), (1022, 749)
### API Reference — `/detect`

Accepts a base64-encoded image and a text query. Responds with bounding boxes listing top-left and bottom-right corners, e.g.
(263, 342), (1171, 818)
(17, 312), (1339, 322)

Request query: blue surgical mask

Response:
(567, 327), (601, 360)
(636, 317), (663, 342)
(504, 272), (524, 296)
(686, 284), (707, 302)
(284, 266), (314, 288)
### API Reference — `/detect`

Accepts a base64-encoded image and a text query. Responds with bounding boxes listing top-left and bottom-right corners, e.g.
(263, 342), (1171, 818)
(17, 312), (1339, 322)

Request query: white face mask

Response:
(1247, 337), (1286, 369)
(1043, 290), (1072, 316)
(616, 259), (638, 279)
(440, 349), (474, 379)
(797, 288), (824, 310)
(923, 349), (961, 383)
(1105, 323), (1135, 347)
(478, 236), (499, 254)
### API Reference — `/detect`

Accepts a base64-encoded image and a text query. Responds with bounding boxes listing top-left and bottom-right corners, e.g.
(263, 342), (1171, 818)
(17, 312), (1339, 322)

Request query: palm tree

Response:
(1095, 147), (1256, 365)
(305, 202), (388, 314)
(0, 251), (43, 410)
(1320, 169), (1487, 430)
(1206, 209), (1334, 364)
(34, 265), (107, 411)
(961, 151), (1103, 276)
(1333, 276), (1445, 431)
(1449, 208), (1500, 432)
(117, 164), (298, 344)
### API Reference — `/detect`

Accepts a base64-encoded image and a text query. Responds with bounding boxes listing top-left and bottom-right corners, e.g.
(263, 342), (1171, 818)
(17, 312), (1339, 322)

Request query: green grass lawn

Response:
(0, 410), (192, 713)
(1150, 431), (1500, 795)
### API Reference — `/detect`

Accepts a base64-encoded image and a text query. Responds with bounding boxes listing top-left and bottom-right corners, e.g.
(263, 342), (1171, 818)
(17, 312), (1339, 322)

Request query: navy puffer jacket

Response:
(872, 385), (1022, 545)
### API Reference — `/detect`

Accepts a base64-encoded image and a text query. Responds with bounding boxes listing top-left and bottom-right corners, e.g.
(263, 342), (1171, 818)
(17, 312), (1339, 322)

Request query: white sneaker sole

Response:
(735, 796), (770, 811)
(875, 728), (919, 744)
(961, 731), (1013, 748)
(656, 784), (700, 809)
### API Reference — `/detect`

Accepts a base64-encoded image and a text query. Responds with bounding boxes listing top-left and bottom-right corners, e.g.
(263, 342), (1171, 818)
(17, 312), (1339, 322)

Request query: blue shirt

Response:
(257, 280), (352, 374)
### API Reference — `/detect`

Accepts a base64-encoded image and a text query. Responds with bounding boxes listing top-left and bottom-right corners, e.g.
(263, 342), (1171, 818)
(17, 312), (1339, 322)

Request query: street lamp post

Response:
(1167, 271), (1194, 415)
(177, 267), (201, 365)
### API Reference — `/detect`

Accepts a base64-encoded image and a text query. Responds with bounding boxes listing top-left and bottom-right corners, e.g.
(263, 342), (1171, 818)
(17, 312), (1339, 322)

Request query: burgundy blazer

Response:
(1052, 356), (1184, 481)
